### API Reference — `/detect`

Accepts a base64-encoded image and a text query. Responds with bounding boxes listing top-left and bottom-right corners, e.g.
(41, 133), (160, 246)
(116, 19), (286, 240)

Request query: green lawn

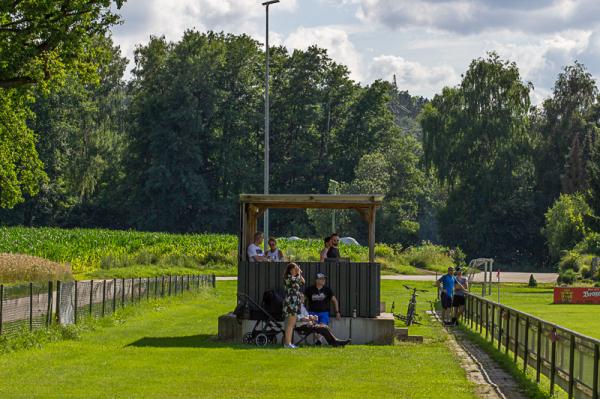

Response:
(471, 283), (600, 340)
(0, 280), (475, 399)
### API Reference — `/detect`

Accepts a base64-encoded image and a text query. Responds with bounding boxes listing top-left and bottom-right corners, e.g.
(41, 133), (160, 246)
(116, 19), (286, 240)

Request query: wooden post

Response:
(102, 279), (106, 317)
(0, 284), (3, 335)
(490, 303), (495, 345)
(524, 317), (530, 372)
(593, 343), (598, 399)
(550, 328), (557, 395)
(73, 281), (77, 324)
(46, 281), (53, 327)
(121, 278), (125, 307)
(505, 310), (510, 355)
(368, 207), (376, 263)
(514, 313), (519, 363)
(568, 334), (575, 399)
(89, 280), (94, 317)
(536, 321), (542, 383)
(498, 308), (503, 351)
(29, 282), (33, 331)
(113, 278), (117, 313)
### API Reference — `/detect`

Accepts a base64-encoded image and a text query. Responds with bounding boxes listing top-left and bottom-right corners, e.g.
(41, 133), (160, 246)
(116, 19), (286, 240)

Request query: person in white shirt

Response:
(247, 232), (268, 262)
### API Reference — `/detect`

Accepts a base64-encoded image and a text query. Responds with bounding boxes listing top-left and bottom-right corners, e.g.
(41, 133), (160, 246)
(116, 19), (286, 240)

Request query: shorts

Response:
(309, 311), (330, 325)
(441, 292), (453, 309)
(453, 295), (465, 307)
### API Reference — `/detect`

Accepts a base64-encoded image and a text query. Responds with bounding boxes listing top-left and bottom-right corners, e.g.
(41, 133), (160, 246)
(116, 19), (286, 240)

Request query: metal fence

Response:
(464, 293), (600, 399)
(0, 274), (216, 337)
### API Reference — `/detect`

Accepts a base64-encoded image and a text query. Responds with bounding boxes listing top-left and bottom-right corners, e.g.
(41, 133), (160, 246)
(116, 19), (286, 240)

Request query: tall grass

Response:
(0, 253), (72, 284)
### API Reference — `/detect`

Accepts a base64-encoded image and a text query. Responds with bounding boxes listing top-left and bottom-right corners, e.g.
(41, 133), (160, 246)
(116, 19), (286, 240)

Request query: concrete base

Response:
(218, 312), (395, 345)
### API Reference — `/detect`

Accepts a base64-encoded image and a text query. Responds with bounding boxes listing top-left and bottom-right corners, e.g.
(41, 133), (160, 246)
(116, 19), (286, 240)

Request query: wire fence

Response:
(0, 274), (216, 338)
(464, 293), (600, 399)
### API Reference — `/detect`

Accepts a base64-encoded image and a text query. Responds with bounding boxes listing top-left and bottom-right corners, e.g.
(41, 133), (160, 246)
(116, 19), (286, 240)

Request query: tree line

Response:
(2, 2), (600, 269)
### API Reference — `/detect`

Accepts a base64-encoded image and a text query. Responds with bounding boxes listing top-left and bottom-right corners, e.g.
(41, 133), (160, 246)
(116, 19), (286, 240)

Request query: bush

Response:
(559, 252), (581, 272)
(528, 274), (537, 287)
(542, 193), (593, 261)
(558, 269), (578, 285)
(580, 265), (593, 279)
(574, 232), (600, 255)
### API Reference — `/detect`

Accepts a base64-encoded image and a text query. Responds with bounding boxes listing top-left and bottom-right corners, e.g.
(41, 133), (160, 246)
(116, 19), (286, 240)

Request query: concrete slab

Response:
(218, 312), (395, 345)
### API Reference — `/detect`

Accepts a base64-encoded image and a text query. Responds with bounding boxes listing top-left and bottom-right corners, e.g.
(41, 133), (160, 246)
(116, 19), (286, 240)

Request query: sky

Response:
(111, 0), (600, 104)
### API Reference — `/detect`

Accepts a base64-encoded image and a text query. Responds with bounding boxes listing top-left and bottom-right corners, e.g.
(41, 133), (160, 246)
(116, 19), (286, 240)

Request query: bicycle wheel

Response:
(406, 302), (416, 326)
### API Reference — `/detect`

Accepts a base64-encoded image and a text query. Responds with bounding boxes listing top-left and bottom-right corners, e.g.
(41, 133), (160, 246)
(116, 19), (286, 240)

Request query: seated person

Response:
(304, 273), (341, 324)
(319, 236), (331, 262)
(326, 233), (340, 259)
(266, 237), (285, 261)
(296, 304), (350, 347)
(247, 231), (268, 262)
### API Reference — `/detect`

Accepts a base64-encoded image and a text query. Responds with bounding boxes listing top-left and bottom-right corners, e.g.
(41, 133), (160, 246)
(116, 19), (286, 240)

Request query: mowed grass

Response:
(0, 281), (476, 399)
(471, 283), (600, 340)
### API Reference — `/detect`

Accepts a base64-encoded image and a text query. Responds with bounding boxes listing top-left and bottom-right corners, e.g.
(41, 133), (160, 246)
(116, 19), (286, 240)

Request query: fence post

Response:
(161, 275), (165, 297)
(155, 276), (158, 298)
(121, 278), (125, 307)
(505, 310), (510, 355)
(0, 284), (4, 336)
(147, 277), (150, 300)
(485, 301), (489, 340)
(102, 280), (107, 317)
(168, 275), (172, 296)
(498, 308), (503, 351)
(524, 317), (530, 372)
(470, 297), (474, 329)
(138, 277), (142, 300)
(550, 328), (557, 396)
(131, 278), (134, 303)
(113, 278), (117, 313)
(89, 280), (94, 317)
(479, 299), (483, 334)
(568, 334), (575, 399)
(74, 280), (78, 324)
(514, 313), (519, 363)
(593, 343), (598, 399)
(56, 280), (62, 324)
(29, 282), (33, 331)
(46, 281), (53, 327)
(536, 321), (542, 383)
(490, 303), (495, 345)
(212, 274), (216, 288)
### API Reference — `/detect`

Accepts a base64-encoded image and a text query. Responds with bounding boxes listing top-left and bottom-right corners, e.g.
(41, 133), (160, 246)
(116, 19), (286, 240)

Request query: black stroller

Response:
(236, 291), (287, 346)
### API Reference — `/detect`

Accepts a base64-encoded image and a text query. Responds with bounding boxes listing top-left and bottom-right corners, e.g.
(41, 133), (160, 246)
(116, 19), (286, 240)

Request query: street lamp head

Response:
(262, 0), (280, 5)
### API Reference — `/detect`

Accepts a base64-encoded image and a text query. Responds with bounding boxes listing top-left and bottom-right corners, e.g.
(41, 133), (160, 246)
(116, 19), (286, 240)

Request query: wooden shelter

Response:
(238, 194), (383, 262)
(237, 194), (384, 318)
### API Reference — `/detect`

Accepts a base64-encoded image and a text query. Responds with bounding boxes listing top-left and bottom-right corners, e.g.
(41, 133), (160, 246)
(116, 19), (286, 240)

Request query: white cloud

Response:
(284, 26), (364, 81)
(368, 55), (459, 97)
(356, 0), (600, 35)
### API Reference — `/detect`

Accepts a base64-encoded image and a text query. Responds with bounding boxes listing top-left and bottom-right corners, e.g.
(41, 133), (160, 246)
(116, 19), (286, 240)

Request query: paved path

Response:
(427, 310), (527, 399)
(217, 272), (558, 283)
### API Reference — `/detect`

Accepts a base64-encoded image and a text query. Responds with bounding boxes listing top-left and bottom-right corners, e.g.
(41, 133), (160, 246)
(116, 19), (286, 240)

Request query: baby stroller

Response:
(236, 291), (287, 346)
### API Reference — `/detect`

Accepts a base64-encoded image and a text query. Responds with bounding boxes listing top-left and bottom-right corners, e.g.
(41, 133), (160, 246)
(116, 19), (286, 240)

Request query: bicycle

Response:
(391, 284), (428, 326)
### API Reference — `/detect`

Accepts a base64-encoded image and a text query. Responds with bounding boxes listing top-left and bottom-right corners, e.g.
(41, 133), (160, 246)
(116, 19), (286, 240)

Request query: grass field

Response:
(0, 227), (454, 282)
(471, 283), (600, 340)
(0, 280), (476, 399)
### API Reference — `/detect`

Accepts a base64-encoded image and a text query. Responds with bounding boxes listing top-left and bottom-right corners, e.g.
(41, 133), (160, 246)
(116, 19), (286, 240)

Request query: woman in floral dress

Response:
(283, 262), (305, 348)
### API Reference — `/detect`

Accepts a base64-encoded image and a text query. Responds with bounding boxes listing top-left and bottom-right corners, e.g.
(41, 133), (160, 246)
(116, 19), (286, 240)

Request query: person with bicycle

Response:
(436, 266), (465, 326)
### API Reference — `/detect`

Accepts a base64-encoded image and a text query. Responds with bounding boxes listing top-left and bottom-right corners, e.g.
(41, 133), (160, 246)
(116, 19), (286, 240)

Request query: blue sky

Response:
(111, 0), (600, 104)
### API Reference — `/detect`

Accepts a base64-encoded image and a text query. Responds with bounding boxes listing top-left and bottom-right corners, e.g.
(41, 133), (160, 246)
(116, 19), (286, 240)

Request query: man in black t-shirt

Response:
(304, 273), (341, 325)
(326, 233), (340, 259)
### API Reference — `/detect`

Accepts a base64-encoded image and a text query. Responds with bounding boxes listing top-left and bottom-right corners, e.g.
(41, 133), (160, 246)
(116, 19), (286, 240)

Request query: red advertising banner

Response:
(554, 287), (600, 304)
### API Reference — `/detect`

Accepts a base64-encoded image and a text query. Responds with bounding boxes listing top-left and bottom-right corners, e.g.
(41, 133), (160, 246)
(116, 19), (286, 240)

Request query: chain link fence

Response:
(0, 274), (216, 338)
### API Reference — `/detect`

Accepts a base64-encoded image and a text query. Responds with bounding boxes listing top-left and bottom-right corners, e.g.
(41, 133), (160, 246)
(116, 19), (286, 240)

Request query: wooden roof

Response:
(239, 194), (383, 209)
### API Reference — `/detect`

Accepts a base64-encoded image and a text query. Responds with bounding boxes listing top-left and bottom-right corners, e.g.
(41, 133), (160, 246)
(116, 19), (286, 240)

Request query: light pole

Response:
(329, 179), (339, 233)
(262, 0), (279, 250)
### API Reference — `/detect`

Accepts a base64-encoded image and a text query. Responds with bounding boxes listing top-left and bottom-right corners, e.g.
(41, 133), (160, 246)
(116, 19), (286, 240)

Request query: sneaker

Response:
(334, 339), (351, 347)
(284, 343), (297, 349)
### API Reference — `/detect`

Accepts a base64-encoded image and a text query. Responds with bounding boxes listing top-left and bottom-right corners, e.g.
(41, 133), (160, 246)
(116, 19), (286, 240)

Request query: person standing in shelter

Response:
(326, 233), (340, 259)
(247, 231), (268, 262)
(452, 268), (468, 324)
(266, 237), (285, 261)
(436, 266), (464, 326)
(319, 236), (331, 262)
(283, 262), (305, 349)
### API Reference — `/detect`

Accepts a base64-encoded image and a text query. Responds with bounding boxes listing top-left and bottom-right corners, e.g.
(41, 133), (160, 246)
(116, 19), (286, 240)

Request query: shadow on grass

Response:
(126, 334), (280, 350)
